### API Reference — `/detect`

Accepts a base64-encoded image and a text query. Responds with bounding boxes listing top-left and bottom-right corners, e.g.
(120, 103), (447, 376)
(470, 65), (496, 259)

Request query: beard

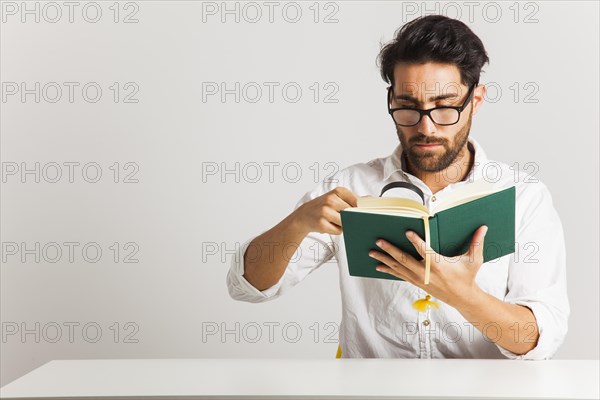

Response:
(396, 108), (473, 173)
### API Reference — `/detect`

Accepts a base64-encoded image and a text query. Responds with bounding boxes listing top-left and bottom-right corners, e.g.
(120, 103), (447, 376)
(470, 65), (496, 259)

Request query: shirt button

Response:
(422, 319), (430, 326)
(431, 196), (436, 202)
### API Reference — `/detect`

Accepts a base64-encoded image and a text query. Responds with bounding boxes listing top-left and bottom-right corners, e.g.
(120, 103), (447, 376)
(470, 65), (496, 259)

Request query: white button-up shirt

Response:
(226, 136), (570, 360)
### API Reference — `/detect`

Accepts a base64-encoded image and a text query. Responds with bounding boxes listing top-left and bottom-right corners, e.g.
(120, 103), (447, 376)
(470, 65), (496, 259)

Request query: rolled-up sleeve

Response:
(495, 181), (570, 360)
(226, 178), (341, 303)
(226, 232), (283, 302)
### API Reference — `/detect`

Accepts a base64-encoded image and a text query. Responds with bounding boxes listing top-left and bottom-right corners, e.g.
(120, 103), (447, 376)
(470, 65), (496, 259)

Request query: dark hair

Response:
(377, 15), (489, 88)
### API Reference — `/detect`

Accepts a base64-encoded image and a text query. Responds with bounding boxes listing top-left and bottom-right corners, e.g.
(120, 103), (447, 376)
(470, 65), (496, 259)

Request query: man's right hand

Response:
(241, 187), (359, 291)
(292, 187), (358, 236)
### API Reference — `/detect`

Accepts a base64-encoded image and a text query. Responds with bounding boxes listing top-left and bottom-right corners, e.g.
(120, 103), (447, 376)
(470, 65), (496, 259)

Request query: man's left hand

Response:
(369, 225), (488, 308)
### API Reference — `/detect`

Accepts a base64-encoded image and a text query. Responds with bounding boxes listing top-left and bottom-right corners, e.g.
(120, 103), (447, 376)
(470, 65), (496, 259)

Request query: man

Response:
(226, 15), (569, 359)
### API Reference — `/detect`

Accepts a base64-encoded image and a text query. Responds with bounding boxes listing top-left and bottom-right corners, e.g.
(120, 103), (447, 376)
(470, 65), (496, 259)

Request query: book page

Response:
(350, 196), (429, 218)
(352, 178), (499, 217)
(344, 208), (427, 218)
(357, 196), (429, 214)
(431, 178), (499, 214)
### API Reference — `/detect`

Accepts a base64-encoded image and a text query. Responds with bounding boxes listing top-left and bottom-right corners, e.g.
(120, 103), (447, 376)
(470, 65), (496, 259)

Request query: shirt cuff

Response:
(494, 299), (566, 360)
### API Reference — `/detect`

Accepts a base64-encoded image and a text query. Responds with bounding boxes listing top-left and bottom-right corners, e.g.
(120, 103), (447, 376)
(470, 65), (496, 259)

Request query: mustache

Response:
(411, 138), (446, 145)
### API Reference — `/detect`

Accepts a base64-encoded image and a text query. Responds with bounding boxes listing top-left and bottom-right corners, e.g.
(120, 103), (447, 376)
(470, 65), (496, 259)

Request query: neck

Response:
(405, 142), (474, 194)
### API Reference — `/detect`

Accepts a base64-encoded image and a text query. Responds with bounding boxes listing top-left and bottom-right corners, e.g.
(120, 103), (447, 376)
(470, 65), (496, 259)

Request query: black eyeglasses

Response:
(387, 83), (477, 127)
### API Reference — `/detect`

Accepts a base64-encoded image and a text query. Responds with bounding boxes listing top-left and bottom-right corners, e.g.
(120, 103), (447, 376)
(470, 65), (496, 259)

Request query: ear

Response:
(472, 84), (486, 116)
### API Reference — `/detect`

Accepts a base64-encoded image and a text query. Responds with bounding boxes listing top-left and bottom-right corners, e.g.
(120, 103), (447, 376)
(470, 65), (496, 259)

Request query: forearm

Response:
(243, 211), (308, 291)
(453, 285), (539, 356)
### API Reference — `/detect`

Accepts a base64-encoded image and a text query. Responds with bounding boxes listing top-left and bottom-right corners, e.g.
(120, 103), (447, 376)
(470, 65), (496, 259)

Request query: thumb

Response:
(467, 225), (488, 262)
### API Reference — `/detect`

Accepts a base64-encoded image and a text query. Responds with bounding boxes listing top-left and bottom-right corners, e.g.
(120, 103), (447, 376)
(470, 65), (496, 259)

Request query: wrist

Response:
(286, 209), (310, 238)
(450, 282), (485, 312)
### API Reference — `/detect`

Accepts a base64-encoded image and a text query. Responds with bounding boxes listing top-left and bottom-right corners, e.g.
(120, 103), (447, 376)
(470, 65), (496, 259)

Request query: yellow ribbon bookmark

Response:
(422, 215), (431, 285)
(411, 215), (440, 312)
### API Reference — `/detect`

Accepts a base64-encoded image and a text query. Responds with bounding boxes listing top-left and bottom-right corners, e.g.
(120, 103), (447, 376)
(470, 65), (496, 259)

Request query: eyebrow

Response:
(394, 92), (459, 103)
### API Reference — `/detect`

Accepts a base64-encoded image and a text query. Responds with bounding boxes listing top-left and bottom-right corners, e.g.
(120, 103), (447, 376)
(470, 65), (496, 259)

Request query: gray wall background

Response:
(1, 0), (598, 386)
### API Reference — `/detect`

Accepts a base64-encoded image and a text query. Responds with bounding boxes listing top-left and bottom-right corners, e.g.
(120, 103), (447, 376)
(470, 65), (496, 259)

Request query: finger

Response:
(316, 208), (343, 235)
(322, 219), (342, 235)
(467, 225), (488, 260)
(329, 199), (351, 214)
(332, 187), (358, 208)
(403, 230), (430, 259)
(374, 264), (415, 283)
(374, 239), (417, 273)
(326, 206), (343, 228)
(369, 249), (401, 268)
(370, 250), (420, 282)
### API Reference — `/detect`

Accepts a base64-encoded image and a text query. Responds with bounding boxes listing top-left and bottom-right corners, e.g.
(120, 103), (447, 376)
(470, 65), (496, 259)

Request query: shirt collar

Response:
(382, 136), (488, 183)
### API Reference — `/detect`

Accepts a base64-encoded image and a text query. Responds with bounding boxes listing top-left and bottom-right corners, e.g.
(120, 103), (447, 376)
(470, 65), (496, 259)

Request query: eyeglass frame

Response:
(387, 82), (478, 127)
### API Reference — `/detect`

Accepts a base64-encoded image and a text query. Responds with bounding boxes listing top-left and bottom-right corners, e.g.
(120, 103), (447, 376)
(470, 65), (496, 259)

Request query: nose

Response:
(417, 113), (437, 136)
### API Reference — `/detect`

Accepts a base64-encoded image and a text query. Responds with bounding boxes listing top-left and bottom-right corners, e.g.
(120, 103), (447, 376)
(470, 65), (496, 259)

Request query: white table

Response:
(1, 358), (598, 399)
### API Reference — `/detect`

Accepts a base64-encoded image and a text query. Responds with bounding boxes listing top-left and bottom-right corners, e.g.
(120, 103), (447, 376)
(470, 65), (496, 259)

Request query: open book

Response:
(340, 179), (516, 282)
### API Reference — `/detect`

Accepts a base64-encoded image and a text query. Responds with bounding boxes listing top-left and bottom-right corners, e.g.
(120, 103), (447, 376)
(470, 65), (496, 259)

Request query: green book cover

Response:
(340, 185), (516, 281)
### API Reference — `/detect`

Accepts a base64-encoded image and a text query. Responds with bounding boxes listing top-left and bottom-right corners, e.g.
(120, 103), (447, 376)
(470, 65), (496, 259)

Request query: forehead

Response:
(392, 62), (464, 94)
